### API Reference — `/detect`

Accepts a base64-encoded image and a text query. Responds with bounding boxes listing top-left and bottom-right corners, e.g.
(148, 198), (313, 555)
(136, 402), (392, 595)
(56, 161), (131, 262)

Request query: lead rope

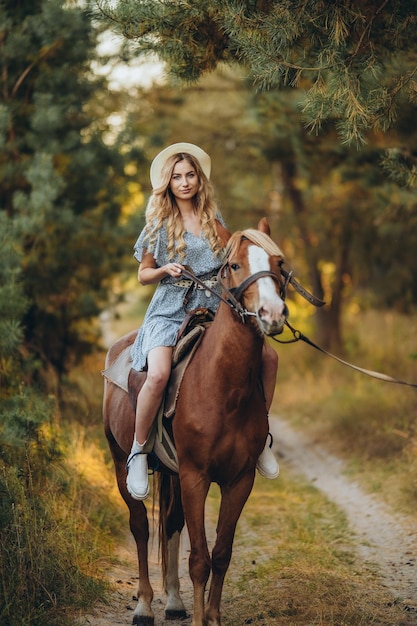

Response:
(272, 320), (417, 389)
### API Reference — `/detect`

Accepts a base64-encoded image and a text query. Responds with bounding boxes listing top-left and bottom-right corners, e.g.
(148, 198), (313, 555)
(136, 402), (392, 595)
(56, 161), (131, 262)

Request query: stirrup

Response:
(126, 450), (146, 470)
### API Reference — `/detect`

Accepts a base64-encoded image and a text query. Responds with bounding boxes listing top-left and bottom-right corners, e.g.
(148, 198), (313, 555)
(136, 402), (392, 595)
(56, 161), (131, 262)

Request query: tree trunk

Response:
(280, 159), (347, 351)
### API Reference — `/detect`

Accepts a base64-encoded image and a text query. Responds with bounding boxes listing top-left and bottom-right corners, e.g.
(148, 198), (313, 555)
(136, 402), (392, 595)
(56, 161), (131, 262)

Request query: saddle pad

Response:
(102, 345), (132, 393)
(102, 324), (206, 399)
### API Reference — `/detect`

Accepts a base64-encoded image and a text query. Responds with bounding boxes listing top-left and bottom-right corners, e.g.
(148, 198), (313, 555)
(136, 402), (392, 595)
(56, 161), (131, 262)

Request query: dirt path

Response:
(77, 528), (193, 625)
(79, 415), (417, 625)
(270, 416), (417, 609)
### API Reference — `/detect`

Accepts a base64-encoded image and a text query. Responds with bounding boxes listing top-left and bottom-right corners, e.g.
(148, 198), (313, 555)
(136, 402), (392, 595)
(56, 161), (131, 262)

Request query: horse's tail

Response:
(158, 472), (184, 590)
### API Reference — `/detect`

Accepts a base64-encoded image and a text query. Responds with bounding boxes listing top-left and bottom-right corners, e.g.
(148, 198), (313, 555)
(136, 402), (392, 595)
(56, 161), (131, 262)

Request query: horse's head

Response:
(220, 218), (289, 336)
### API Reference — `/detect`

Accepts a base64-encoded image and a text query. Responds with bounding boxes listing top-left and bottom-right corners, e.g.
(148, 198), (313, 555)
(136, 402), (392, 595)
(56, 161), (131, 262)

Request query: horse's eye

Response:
(278, 259), (284, 268)
(230, 263), (240, 271)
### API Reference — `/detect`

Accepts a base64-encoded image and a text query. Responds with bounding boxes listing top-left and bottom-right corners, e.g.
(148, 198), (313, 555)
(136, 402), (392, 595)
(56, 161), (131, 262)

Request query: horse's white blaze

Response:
(248, 245), (285, 323)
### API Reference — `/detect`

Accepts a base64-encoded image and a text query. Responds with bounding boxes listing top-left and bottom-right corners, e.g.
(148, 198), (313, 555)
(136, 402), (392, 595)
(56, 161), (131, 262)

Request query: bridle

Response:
(217, 263), (287, 322)
(179, 264), (417, 388)
(180, 265), (264, 321)
(180, 257), (323, 323)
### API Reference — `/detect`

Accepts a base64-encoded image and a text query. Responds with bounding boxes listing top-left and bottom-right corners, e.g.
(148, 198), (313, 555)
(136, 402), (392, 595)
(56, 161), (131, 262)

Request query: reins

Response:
(272, 320), (417, 389)
(180, 265), (261, 321)
(279, 268), (326, 308)
(180, 265), (417, 390)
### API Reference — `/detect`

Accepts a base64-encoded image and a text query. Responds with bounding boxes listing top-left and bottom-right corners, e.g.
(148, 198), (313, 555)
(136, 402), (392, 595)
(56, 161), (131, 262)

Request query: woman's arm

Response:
(138, 251), (184, 285)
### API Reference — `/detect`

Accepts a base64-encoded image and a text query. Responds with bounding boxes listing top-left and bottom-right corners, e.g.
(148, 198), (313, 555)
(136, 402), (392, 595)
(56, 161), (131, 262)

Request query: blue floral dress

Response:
(130, 218), (226, 371)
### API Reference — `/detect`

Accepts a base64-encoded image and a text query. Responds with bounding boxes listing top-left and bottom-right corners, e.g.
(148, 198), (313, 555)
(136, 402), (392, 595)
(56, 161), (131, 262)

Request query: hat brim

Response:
(150, 142), (211, 189)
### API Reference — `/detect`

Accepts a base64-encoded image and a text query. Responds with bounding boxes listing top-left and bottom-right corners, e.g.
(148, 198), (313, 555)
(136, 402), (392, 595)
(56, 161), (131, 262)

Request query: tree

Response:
(0, 0), (130, 385)
(0, 3), (135, 622)
(105, 65), (417, 350)
(253, 84), (417, 348)
(94, 0), (417, 154)
(93, 0), (417, 349)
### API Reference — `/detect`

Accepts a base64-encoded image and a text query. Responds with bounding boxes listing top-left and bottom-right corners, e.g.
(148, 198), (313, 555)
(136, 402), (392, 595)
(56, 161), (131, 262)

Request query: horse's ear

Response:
(216, 220), (232, 245)
(257, 217), (270, 235)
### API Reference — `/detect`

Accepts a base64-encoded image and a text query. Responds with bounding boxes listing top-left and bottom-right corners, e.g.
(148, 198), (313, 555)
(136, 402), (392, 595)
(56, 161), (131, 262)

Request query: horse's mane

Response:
(225, 229), (284, 260)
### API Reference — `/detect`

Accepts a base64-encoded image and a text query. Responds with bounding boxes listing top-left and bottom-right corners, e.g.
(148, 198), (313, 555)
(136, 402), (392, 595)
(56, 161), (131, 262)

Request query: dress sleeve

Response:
(133, 228), (149, 263)
(133, 222), (167, 265)
(216, 211), (227, 228)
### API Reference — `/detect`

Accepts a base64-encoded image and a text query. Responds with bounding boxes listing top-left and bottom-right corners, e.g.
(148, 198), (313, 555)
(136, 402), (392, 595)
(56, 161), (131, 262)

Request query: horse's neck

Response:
(199, 304), (264, 400)
(210, 303), (263, 355)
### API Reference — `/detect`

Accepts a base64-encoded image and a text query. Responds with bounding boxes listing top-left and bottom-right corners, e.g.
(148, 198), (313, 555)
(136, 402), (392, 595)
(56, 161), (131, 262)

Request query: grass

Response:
(207, 475), (413, 625)
(0, 347), (129, 626)
(271, 307), (417, 516)
(0, 431), (120, 626)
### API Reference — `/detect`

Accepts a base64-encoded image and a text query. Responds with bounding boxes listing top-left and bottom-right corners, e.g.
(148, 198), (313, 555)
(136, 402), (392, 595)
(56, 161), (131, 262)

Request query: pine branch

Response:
(11, 40), (64, 99)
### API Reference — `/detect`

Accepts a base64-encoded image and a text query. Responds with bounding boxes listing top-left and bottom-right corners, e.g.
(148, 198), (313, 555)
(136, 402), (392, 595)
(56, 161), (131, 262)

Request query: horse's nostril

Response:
(258, 306), (267, 319)
(258, 302), (288, 321)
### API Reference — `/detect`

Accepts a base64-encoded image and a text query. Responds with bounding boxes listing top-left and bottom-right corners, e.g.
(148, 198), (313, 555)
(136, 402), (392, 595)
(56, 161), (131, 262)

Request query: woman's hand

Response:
(164, 263), (184, 278)
(138, 253), (183, 285)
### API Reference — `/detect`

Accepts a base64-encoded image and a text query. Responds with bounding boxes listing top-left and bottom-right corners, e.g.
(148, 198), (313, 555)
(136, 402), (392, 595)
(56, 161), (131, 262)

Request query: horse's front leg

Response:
(114, 458), (155, 625)
(205, 473), (255, 626)
(180, 471), (211, 626)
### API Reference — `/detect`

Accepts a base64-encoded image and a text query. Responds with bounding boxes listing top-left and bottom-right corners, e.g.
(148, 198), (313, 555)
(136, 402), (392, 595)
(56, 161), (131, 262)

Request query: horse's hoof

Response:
(165, 608), (188, 620)
(132, 616), (154, 626)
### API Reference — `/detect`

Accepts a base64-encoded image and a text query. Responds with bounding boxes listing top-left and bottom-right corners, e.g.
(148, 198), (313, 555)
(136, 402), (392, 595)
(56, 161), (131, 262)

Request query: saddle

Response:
(102, 308), (214, 473)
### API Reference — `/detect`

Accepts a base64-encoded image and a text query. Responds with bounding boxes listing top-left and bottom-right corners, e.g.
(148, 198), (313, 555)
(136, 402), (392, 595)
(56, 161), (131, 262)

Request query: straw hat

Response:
(150, 142), (211, 189)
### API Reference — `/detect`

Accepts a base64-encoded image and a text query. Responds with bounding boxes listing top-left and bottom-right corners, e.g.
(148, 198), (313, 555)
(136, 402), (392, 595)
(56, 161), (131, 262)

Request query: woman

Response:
(127, 143), (279, 500)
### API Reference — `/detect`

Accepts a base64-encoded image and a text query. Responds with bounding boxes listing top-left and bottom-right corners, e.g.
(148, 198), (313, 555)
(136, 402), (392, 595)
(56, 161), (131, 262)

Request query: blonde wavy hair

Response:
(143, 153), (223, 261)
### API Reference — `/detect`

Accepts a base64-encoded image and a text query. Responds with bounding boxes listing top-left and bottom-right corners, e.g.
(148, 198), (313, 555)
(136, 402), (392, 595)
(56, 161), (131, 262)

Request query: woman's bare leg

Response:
(127, 346), (173, 500)
(134, 346), (173, 443)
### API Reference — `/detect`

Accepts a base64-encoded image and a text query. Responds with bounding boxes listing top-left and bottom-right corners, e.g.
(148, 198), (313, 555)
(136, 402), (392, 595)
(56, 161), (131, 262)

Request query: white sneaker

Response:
(256, 434), (279, 479)
(126, 440), (149, 500)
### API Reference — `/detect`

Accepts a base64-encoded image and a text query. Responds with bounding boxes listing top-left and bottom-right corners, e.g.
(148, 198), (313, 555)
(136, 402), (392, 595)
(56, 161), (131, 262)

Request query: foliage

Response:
(0, 2), (134, 623)
(93, 0), (417, 349)
(103, 67), (417, 355)
(251, 85), (417, 349)
(0, 0), (131, 381)
(94, 0), (417, 150)
(0, 214), (29, 394)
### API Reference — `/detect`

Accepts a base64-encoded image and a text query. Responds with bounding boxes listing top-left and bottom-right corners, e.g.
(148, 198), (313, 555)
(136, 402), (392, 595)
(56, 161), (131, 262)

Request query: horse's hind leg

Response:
(165, 531), (187, 619)
(205, 473), (255, 626)
(160, 474), (187, 620)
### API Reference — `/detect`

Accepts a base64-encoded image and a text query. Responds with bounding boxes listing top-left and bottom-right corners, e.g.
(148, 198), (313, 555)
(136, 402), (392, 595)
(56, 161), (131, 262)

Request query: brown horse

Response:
(103, 218), (289, 626)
